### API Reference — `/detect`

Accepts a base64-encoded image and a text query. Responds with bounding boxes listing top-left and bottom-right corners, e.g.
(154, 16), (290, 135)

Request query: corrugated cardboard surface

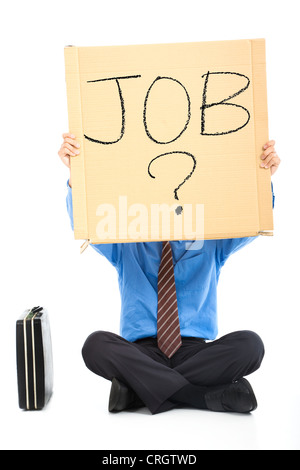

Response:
(64, 39), (273, 243)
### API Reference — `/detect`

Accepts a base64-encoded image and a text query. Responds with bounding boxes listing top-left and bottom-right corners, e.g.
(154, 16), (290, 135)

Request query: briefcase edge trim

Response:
(23, 308), (41, 410)
(23, 311), (30, 410)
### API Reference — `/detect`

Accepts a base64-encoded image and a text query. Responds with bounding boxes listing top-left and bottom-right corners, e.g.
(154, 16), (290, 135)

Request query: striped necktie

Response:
(157, 241), (182, 358)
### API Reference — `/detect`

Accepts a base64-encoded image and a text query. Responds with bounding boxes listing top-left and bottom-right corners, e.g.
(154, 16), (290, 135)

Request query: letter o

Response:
(143, 76), (191, 144)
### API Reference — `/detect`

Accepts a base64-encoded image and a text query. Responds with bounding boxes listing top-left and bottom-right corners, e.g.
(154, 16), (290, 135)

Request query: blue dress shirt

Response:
(66, 182), (274, 342)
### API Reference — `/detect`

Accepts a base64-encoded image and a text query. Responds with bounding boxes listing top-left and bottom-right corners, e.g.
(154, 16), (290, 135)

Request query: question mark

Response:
(147, 151), (197, 215)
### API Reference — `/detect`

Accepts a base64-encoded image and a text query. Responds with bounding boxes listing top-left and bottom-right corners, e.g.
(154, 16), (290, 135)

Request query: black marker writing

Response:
(148, 151), (197, 201)
(86, 75), (142, 84)
(200, 71), (251, 136)
(143, 76), (191, 144)
(84, 75), (141, 145)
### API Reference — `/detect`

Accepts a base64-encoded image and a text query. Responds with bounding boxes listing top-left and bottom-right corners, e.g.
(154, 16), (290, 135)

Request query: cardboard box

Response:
(64, 39), (273, 245)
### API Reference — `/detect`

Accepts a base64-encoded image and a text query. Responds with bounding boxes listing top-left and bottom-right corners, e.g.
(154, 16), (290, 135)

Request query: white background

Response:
(1, 0), (299, 450)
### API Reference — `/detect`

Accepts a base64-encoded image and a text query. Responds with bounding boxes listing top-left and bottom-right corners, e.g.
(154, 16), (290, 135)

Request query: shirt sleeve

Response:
(66, 180), (74, 231)
(66, 180), (122, 268)
(215, 236), (258, 267)
(215, 181), (275, 267)
(271, 181), (275, 209)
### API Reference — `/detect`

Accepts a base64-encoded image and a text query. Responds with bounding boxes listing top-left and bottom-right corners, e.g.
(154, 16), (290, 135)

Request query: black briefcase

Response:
(16, 307), (53, 410)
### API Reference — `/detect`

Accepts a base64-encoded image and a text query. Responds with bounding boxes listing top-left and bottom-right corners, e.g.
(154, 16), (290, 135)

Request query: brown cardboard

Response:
(64, 39), (273, 244)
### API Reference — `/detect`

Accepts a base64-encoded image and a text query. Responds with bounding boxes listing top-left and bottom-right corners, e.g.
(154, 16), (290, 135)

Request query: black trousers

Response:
(82, 330), (265, 414)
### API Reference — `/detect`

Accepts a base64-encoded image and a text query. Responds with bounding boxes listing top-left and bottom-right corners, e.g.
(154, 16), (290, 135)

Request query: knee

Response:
(238, 330), (265, 367)
(82, 330), (114, 369)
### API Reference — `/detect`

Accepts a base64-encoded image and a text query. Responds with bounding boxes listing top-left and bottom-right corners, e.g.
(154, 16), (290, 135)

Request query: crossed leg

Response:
(82, 330), (265, 414)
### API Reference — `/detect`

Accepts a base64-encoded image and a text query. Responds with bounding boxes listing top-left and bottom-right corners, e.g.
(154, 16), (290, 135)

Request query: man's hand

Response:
(58, 133), (80, 187)
(260, 140), (281, 176)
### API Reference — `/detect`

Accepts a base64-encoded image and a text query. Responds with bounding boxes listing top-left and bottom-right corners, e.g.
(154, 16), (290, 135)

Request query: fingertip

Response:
(263, 139), (275, 150)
